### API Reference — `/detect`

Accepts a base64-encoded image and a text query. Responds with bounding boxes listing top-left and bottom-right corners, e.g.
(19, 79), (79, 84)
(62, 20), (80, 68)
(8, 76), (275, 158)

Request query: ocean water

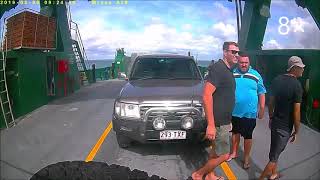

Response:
(86, 60), (113, 69)
(197, 60), (211, 67)
(87, 59), (211, 69)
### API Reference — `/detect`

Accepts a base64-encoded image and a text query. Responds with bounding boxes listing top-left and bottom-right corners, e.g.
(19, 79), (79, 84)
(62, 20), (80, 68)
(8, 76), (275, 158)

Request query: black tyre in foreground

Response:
(30, 161), (166, 180)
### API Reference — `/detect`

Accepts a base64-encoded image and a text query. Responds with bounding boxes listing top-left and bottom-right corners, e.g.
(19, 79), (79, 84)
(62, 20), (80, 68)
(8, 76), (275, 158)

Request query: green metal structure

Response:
(112, 48), (126, 79)
(0, 1), (89, 128)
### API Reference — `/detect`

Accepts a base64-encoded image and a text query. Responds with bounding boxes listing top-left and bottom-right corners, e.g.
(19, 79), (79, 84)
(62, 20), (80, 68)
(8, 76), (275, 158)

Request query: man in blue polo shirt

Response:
(227, 52), (266, 169)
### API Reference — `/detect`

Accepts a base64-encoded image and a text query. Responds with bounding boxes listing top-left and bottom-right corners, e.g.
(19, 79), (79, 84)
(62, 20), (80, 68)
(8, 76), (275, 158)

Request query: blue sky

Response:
(1, 0), (319, 60)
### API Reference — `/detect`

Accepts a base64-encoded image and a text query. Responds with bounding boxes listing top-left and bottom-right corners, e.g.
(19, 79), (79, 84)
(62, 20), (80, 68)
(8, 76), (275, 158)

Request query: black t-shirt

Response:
(206, 59), (235, 126)
(270, 74), (303, 132)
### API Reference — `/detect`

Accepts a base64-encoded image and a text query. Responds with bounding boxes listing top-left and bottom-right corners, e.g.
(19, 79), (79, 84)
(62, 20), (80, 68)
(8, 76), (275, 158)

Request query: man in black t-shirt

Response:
(192, 42), (239, 180)
(259, 56), (305, 180)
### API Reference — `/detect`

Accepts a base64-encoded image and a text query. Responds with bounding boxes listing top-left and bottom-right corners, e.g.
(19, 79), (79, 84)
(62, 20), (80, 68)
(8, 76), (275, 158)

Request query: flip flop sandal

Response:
(226, 156), (237, 162)
(217, 176), (225, 180)
(268, 173), (282, 180)
(204, 173), (225, 180)
(214, 176), (225, 180)
(243, 162), (250, 169)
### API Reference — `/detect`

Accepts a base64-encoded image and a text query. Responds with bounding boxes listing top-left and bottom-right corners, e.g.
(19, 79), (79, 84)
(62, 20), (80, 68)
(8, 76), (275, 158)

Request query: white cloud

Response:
(150, 17), (162, 24)
(77, 16), (222, 60)
(213, 2), (232, 17)
(212, 22), (237, 38)
(289, 17), (307, 33)
(182, 24), (192, 31)
(264, 39), (282, 49)
(210, 2), (236, 25)
(288, 17), (320, 49)
(271, 0), (288, 6)
(70, 1), (238, 60)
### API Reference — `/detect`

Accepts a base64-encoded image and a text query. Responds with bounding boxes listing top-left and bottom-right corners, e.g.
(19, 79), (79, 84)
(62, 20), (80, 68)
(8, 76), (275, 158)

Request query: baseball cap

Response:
(287, 56), (305, 71)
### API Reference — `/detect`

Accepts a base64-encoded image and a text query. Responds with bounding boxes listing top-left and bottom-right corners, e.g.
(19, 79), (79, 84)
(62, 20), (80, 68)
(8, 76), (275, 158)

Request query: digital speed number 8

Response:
(278, 16), (290, 35)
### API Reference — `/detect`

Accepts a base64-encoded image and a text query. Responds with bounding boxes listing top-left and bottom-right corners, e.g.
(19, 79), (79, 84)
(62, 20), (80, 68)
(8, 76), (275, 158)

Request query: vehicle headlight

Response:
(114, 102), (140, 119)
(181, 116), (194, 130)
(115, 102), (121, 115)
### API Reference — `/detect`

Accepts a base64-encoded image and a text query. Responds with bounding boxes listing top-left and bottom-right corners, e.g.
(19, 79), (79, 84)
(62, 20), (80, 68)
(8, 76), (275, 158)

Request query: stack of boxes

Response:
(47, 18), (56, 48)
(22, 11), (37, 47)
(3, 11), (56, 50)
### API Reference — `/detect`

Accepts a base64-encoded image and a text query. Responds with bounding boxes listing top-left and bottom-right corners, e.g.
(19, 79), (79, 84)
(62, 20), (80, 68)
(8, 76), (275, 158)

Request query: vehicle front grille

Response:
(140, 104), (203, 130)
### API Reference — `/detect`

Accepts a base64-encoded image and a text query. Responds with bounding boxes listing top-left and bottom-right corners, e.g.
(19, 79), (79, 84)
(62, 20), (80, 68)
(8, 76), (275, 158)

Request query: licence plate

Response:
(159, 130), (186, 140)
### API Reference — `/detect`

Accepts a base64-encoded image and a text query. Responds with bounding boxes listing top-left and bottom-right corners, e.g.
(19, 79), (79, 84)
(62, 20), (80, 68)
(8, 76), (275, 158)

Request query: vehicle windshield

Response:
(130, 58), (202, 80)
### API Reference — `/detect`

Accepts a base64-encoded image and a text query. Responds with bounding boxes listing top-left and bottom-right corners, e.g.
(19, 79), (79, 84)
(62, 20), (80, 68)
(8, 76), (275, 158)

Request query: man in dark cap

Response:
(259, 56), (305, 180)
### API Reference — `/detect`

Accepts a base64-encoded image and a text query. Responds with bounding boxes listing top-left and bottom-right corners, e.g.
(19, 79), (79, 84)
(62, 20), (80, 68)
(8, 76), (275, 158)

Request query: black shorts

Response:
(269, 128), (291, 162)
(231, 116), (256, 139)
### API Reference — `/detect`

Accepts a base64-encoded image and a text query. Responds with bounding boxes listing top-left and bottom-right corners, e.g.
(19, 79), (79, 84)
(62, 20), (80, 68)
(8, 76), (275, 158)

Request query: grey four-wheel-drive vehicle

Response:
(112, 54), (206, 148)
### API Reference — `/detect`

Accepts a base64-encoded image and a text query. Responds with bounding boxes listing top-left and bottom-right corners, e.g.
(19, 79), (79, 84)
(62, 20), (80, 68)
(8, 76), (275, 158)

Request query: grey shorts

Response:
(269, 128), (291, 162)
(209, 124), (231, 155)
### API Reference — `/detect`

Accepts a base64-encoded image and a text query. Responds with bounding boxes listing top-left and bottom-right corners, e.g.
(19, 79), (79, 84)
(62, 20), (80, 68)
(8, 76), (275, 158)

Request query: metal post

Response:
(235, 0), (240, 42)
(92, 64), (96, 83)
(239, 0), (243, 26)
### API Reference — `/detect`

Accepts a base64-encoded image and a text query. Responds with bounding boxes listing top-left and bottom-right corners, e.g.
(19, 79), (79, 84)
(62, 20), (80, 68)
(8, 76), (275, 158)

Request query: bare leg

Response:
(259, 161), (277, 180)
(243, 139), (252, 164)
(269, 163), (279, 179)
(191, 171), (204, 180)
(209, 146), (219, 159)
(192, 154), (229, 180)
(228, 133), (240, 160)
(205, 172), (225, 180)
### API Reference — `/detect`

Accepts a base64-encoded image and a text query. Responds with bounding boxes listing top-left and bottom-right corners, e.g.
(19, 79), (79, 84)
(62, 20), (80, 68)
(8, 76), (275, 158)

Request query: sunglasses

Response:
(228, 50), (239, 55)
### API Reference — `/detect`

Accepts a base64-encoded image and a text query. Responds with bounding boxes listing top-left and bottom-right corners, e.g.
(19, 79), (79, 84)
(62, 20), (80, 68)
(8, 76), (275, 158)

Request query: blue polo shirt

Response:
(232, 67), (266, 119)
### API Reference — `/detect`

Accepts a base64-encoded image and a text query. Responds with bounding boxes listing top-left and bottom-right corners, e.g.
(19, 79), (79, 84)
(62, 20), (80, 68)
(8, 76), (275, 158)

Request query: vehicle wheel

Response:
(116, 133), (131, 148)
(30, 161), (166, 180)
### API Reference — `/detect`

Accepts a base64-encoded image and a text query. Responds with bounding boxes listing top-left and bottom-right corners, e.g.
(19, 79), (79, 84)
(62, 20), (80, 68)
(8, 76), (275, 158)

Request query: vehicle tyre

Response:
(30, 161), (166, 180)
(116, 133), (131, 148)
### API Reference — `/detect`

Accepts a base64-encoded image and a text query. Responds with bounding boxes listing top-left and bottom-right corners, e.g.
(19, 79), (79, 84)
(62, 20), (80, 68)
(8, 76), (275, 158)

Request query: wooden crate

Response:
(12, 40), (22, 48)
(5, 11), (56, 50)
(47, 40), (55, 48)
(36, 27), (48, 33)
(24, 21), (37, 28)
(24, 11), (37, 18)
(48, 18), (56, 28)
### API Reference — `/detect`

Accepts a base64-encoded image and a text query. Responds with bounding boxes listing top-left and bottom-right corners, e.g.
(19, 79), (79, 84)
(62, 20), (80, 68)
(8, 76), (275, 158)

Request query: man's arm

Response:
(291, 103), (301, 142)
(203, 82), (216, 140)
(258, 93), (266, 119)
(268, 96), (275, 129)
(290, 81), (302, 142)
(256, 73), (266, 119)
(293, 103), (301, 133)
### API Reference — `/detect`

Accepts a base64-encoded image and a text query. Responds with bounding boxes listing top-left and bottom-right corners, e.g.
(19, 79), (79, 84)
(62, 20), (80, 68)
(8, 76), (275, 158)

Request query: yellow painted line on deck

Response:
(85, 121), (113, 162)
(221, 161), (237, 180)
(209, 145), (237, 179)
(85, 121), (237, 179)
